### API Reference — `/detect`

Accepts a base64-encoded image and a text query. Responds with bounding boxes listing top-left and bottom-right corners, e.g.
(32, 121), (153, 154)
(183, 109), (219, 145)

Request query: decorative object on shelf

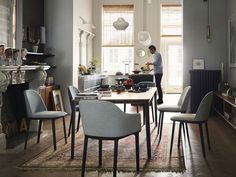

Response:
(79, 64), (87, 75)
(0, 45), (5, 65)
(31, 39), (40, 53)
(113, 17), (129, 31)
(4, 48), (13, 66)
(138, 31), (151, 46)
(192, 58), (205, 70)
(88, 57), (100, 74)
(21, 48), (28, 65)
(12, 49), (19, 66)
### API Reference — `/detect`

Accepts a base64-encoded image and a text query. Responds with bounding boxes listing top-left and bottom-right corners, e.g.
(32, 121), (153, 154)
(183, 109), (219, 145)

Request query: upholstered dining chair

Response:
(24, 89), (67, 151)
(169, 91), (213, 158)
(79, 100), (141, 177)
(67, 86), (80, 137)
(157, 86), (191, 142)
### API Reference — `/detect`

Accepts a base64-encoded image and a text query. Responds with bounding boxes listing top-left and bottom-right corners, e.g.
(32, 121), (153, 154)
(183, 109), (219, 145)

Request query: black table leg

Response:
(145, 102), (151, 160)
(71, 101), (76, 159)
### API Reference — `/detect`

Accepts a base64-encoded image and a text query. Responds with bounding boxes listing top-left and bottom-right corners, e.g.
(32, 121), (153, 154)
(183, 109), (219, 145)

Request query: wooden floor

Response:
(1, 94), (236, 177)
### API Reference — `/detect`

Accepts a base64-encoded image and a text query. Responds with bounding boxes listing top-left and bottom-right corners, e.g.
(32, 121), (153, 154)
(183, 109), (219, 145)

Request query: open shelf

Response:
(214, 92), (236, 130)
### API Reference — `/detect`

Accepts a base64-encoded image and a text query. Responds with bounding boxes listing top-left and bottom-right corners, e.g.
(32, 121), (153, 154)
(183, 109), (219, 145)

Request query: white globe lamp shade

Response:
(138, 31), (151, 46)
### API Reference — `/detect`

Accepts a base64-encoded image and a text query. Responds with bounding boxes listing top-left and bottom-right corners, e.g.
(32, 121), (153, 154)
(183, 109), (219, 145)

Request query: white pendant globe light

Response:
(113, 17), (129, 30)
(138, 31), (151, 46)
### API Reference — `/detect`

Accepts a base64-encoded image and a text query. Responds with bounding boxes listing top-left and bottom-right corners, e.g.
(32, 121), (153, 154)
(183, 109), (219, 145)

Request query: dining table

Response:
(70, 87), (157, 160)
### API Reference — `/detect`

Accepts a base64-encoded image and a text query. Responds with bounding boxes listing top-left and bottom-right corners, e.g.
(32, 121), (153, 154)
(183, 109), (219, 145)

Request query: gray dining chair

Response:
(157, 86), (191, 142)
(24, 89), (67, 151)
(169, 91), (213, 158)
(67, 86), (80, 137)
(80, 100), (141, 177)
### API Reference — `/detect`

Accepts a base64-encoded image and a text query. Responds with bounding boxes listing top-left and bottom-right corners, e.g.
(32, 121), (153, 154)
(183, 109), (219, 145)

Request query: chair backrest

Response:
(195, 91), (213, 122)
(79, 100), (141, 138)
(177, 86), (191, 112)
(137, 81), (156, 87)
(68, 86), (80, 109)
(24, 89), (47, 118)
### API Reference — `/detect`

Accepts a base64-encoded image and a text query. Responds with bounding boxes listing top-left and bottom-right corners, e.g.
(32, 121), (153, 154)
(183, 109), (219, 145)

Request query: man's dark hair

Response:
(148, 45), (156, 51)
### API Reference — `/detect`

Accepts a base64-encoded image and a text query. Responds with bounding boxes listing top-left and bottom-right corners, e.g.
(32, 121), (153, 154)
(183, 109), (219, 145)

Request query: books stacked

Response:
(75, 93), (101, 100)
(97, 90), (112, 97)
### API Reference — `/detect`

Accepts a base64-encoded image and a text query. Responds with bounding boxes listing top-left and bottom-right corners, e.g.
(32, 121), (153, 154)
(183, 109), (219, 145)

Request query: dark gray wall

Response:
(227, 0), (236, 87)
(183, 0), (227, 87)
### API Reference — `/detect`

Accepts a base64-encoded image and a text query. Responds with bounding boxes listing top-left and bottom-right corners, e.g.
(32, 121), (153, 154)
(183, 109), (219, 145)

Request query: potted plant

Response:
(88, 57), (100, 74)
(31, 39), (40, 53)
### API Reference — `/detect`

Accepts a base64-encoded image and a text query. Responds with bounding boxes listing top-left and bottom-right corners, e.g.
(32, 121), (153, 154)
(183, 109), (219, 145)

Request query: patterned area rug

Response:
(21, 123), (185, 172)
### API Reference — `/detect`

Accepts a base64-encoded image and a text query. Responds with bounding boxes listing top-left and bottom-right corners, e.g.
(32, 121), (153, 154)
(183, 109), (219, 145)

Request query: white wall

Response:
(73, 0), (93, 87)
(45, 0), (93, 112)
(183, 0), (227, 87)
(45, 0), (73, 112)
(227, 0), (236, 87)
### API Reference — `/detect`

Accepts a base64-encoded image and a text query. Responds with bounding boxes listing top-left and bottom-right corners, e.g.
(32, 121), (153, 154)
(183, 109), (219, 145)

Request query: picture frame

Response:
(52, 90), (64, 111)
(229, 14), (236, 67)
(192, 58), (205, 70)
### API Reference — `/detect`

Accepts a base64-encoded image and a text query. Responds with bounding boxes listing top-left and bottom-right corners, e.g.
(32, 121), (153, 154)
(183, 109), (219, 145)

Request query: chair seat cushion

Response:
(32, 111), (67, 119)
(171, 113), (196, 122)
(157, 105), (182, 112)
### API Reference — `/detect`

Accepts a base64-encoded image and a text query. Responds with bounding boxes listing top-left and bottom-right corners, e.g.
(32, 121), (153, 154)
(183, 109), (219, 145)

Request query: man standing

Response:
(146, 45), (163, 104)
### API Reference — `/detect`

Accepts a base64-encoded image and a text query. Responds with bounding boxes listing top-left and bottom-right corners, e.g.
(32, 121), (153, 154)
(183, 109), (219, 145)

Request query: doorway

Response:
(160, 4), (183, 93)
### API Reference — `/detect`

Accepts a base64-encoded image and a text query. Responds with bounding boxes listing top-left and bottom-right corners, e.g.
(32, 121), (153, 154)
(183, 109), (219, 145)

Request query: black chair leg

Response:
(76, 112), (81, 132)
(81, 136), (88, 177)
(136, 105), (139, 113)
(157, 111), (162, 135)
(51, 119), (57, 151)
(182, 121), (186, 138)
(135, 133), (140, 171)
(37, 120), (42, 143)
(151, 103), (154, 123)
(124, 103), (126, 112)
(158, 112), (164, 142)
(68, 117), (72, 137)
(178, 122), (182, 148)
(113, 139), (118, 177)
(199, 123), (206, 158)
(205, 122), (211, 150)
(155, 109), (158, 127)
(142, 105), (146, 125)
(24, 119), (31, 150)
(99, 139), (102, 167)
(169, 121), (176, 156)
(62, 117), (67, 144)
(185, 123), (190, 144)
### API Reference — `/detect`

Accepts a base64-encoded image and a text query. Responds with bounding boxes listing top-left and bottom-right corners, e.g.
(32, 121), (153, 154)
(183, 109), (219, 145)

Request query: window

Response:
(161, 5), (182, 36)
(102, 5), (134, 74)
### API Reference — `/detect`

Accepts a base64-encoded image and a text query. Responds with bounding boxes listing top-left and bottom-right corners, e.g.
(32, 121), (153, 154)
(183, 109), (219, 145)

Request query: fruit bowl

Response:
(132, 70), (141, 74)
